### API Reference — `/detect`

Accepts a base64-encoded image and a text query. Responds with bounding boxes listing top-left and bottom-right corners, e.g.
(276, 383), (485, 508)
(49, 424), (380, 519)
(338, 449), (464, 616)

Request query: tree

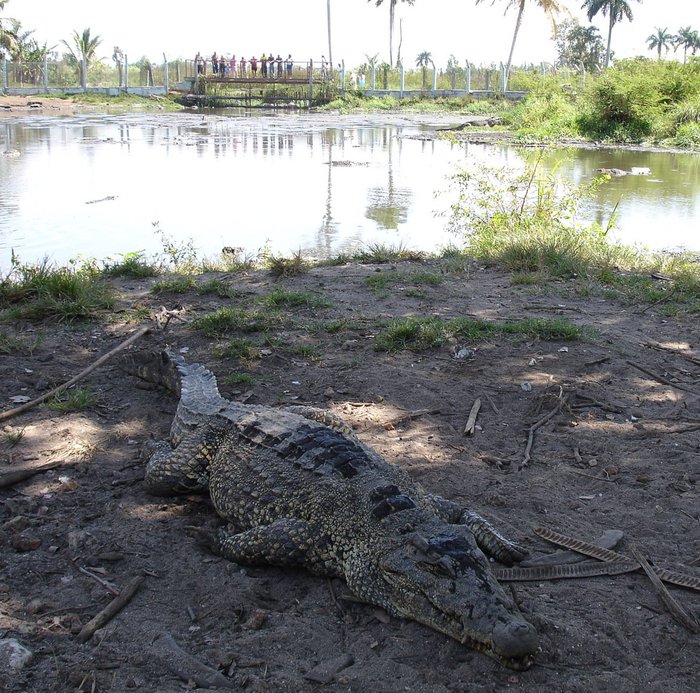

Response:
(415, 50), (432, 89)
(326, 1), (333, 77)
(61, 27), (102, 85)
(674, 26), (700, 64)
(555, 19), (605, 72)
(369, 0), (415, 68)
(476, 1), (563, 83)
(0, 0), (18, 58)
(646, 27), (672, 59)
(581, 0), (641, 69)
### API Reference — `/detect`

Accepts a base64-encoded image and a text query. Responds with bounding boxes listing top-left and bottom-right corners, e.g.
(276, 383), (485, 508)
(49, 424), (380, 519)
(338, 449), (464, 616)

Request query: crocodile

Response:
(123, 349), (539, 670)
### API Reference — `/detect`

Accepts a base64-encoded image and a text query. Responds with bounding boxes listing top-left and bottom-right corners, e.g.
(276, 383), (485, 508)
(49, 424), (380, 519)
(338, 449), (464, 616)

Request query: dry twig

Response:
(520, 395), (568, 469)
(463, 398), (481, 436)
(158, 632), (237, 689)
(626, 360), (699, 396)
(76, 575), (145, 643)
(628, 544), (700, 634)
(0, 460), (64, 489)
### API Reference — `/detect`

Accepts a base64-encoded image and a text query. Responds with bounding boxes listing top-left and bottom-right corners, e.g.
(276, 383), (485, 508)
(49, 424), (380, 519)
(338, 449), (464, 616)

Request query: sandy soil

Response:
(1, 261), (698, 691)
(0, 95), (78, 115)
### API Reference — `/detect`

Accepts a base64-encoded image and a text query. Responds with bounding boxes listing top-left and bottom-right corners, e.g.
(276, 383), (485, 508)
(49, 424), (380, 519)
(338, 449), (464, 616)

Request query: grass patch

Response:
(355, 243), (426, 264)
(193, 307), (282, 337)
(0, 260), (114, 321)
(374, 316), (581, 352)
(151, 275), (198, 294)
(265, 252), (308, 277)
(0, 330), (24, 353)
(3, 428), (25, 447)
(197, 279), (239, 298)
(366, 271), (443, 294)
(214, 338), (260, 360)
(262, 288), (332, 309)
(47, 387), (95, 412)
(221, 372), (255, 386)
(102, 251), (160, 279)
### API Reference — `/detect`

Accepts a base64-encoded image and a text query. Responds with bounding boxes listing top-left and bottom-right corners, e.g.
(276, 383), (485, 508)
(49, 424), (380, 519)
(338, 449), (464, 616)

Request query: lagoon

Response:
(1, 111), (699, 272)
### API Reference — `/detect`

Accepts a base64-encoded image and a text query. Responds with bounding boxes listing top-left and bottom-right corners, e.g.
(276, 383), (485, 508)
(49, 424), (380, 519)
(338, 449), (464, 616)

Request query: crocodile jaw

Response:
(374, 534), (539, 669)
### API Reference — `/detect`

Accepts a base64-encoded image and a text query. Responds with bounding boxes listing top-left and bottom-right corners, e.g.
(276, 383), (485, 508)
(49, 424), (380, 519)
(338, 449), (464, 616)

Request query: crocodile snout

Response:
(492, 620), (539, 659)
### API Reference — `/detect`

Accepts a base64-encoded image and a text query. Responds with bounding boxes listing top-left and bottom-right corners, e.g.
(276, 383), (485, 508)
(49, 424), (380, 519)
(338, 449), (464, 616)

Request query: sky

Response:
(8, 0), (699, 70)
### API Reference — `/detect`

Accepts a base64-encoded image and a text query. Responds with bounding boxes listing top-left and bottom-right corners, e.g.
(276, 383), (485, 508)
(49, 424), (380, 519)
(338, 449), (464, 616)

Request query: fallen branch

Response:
(520, 395), (568, 469)
(641, 340), (700, 367)
(626, 360), (699, 396)
(78, 566), (120, 597)
(0, 460), (63, 489)
(0, 324), (152, 423)
(463, 398), (481, 436)
(628, 544), (700, 634)
(76, 575), (145, 643)
(159, 632), (237, 689)
(380, 408), (439, 430)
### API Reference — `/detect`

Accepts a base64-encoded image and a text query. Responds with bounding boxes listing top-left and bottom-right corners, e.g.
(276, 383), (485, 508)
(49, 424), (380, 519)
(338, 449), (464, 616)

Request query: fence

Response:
(1, 55), (188, 96)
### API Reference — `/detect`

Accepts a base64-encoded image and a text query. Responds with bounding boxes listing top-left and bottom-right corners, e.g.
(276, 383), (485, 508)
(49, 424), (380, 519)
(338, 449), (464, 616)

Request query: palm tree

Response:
(415, 50), (432, 89)
(475, 1), (563, 83)
(326, 1), (333, 77)
(369, 0), (416, 68)
(0, 0), (18, 58)
(646, 27), (672, 59)
(581, 0), (641, 68)
(674, 26), (700, 63)
(61, 27), (102, 86)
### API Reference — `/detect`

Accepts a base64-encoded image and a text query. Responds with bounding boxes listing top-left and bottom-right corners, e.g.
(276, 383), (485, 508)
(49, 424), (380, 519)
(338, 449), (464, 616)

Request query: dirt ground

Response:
(1, 261), (698, 692)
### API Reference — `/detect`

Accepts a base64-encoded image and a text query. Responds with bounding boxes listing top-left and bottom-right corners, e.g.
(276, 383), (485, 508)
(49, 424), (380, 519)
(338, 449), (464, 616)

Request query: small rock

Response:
(304, 653), (355, 684)
(11, 533), (42, 552)
(520, 382), (532, 392)
(0, 637), (33, 671)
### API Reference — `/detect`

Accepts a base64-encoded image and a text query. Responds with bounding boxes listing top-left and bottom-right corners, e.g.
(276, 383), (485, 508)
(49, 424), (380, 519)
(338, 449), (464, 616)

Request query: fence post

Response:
(308, 59), (313, 102)
(2, 59), (7, 94)
(370, 63), (375, 93)
(500, 63), (506, 93)
(163, 53), (168, 92)
(400, 62), (404, 98)
(81, 56), (87, 89)
(431, 65), (437, 97)
(340, 59), (345, 91)
(43, 55), (49, 91)
(124, 54), (129, 91)
(465, 61), (471, 94)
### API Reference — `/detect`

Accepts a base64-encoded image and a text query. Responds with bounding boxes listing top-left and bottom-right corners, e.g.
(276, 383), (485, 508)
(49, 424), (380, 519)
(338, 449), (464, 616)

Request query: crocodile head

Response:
(353, 528), (538, 669)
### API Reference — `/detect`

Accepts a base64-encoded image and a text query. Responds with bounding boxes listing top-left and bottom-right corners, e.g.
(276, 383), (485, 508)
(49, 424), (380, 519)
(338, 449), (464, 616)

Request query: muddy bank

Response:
(1, 261), (698, 691)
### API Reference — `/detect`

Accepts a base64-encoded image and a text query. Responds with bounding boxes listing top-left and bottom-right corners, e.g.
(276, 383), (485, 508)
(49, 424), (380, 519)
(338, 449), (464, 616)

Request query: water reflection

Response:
(0, 112), (699, 271)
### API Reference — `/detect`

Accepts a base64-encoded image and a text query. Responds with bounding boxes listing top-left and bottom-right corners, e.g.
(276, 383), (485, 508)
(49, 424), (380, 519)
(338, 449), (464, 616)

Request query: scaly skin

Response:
(123, 350), (539, 669)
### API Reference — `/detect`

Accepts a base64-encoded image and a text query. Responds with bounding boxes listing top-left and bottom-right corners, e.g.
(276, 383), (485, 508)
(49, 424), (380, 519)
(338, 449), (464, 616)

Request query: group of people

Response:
(195, 52), (295, 79)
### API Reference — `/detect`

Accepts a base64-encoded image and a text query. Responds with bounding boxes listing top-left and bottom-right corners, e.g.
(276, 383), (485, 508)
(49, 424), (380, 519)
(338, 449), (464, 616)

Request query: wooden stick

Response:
(628, 544), (699, 634)
(159, 632), (237, 689)
(0, 324), (151, 423)
(626, 360), (699, 396)
(78, 566), (120, 597)
(0, 459), (63, 489)
(76, 575), (145, 643)
(380, 408), (439, 430)
(520, 396), (567, 469)
(641, 340), (700, 366)
(463, 398), (481, 436)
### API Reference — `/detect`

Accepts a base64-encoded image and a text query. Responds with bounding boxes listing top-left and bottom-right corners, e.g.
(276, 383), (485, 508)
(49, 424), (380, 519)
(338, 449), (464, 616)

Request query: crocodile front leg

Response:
(426, 493), (527, 565)
(142, 423), (223, 496)
(211, 518), (343, 577)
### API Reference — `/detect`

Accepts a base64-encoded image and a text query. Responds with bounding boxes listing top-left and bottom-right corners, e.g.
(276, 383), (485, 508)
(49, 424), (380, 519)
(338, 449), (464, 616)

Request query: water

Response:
(1, 111), (699, 272)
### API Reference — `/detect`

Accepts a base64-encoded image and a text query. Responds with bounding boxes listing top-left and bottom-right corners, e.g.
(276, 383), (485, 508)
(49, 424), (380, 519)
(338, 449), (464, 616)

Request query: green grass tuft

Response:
(47, 387), (95, 412)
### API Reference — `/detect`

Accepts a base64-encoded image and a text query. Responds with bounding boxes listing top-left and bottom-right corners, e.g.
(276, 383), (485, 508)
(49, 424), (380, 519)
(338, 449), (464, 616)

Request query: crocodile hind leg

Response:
(426, 493), (528, 566)
(210, 518), (342, 577)
(142, 423), (223, 496)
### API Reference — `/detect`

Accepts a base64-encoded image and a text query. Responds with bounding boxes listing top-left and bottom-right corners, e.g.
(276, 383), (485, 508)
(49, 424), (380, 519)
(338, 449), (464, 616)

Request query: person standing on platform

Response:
(212, 51), (219, 75)
(261, 53), (268, 79)
(240, 57), (247, 77)
(230, 55), (238, 78)
(251, 56), (258, 77)
(286, 54), (293, 79)
(277, 55), (283, 79)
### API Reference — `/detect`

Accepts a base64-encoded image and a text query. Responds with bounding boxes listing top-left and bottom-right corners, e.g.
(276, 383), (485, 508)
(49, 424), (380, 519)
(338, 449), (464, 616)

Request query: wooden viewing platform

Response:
(180, 71), (337, 107)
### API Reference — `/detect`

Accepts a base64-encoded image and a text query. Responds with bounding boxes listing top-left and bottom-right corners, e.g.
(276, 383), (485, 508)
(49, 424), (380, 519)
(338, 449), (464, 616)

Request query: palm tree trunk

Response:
(504, 0), (525, 84)
(327, 0), (333, 74)
(389, 1), (395, 68)
(605, 13), (614, 68)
